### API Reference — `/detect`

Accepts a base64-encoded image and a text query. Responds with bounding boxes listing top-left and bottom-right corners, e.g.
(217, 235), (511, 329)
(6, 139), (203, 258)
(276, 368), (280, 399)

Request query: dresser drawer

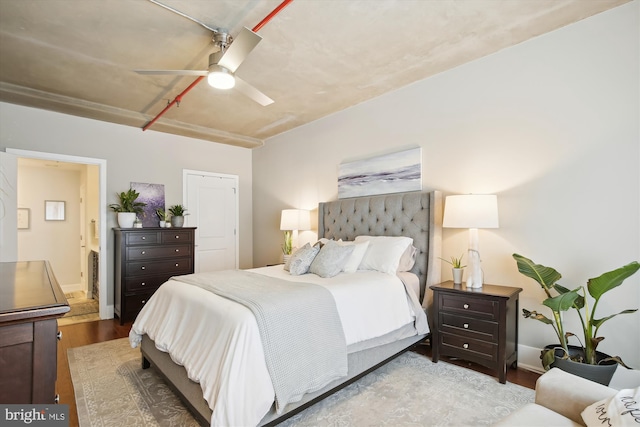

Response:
(125, 231), (160, 245)
(440, 332), (498, 361)
(440, 313), (499, 342)
(439, 293), (498, 320)
(123, 292), (155, 319)
(162, 230), (193, 244)
(125, 259), (193, 277)
(126, 245), (192, 261)
(124, 275), (171, 293)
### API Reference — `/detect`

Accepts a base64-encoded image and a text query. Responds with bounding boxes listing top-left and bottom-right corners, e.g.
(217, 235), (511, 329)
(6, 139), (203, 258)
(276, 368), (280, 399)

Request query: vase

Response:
(452, 268), (464, 285)
(171, 215), (184, 228)
(543, 344), (618, 386)
(159, 220), (166, 228)
(117, 212), (136, 228)
(283, 254), (292, 265)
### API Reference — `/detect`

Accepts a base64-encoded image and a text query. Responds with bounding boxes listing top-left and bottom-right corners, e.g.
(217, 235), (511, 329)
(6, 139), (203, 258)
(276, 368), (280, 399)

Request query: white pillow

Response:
(354, 235), (414, 275)
(397, 244), (418, 272)
(581, 387), (640, 427)
(336, 240), (370, 273)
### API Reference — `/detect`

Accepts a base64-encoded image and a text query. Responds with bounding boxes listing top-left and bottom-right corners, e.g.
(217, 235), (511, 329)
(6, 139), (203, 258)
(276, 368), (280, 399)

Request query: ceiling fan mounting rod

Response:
(143, 0), (293, 132)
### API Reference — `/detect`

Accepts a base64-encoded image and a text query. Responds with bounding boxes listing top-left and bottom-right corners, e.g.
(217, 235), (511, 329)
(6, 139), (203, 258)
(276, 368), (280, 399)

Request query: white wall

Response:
(0, 104), (254, 309)
(253, 2), (640, 369)
(17, 164), (81, 287)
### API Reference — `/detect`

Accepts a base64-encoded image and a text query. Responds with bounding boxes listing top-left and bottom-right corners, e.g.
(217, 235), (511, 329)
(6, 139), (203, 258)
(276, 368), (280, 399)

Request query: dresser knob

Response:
(463, 323), (469, 329)
(141, 266), (145, 270)
(463, 303), (469, 309)
(57, 331), (63, 340)
(175, 249), (179, 252)
(175, 263), (179, 267)
(141, 282), (146, 286)
(141, 251), (146, 255)
(463, 343), (469, 349)
(142, 236), (146, 240)
(142, 300), (147, 304)
(54, 394), (60, 404)
(175, 235), (180, 239)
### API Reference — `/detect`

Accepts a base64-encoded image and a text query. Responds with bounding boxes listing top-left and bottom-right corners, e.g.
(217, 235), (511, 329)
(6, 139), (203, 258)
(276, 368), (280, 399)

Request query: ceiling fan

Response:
(135, 0), (274, 106)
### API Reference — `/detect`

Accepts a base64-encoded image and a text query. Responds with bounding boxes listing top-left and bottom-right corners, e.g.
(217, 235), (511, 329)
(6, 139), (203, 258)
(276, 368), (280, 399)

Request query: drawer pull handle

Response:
(141, 251), (146, 255)
(175, 235), (180, 239)
(142, 300), (147, 304)
(175, 249), (180, 252)
(57, 331), (63, 340)
(54, 394), (60, 404)
(463, 343), (469, 349)
(141, 282), (146, 286)
(463, 323), (469, 329)
(141, 266), (146, 270)
(463, 303), (469, 309)
(175, 263), (179, 267)
(142, 236), (146, 240)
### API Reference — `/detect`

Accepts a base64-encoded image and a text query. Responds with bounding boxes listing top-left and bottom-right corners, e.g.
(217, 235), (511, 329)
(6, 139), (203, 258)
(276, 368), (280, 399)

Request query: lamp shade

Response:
(280, 209), (311, 231)
(443, 195), (499, 229)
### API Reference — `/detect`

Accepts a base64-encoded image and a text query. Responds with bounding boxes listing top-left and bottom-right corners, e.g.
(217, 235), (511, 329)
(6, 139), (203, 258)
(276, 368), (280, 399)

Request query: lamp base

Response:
(466, 248), (483, 288)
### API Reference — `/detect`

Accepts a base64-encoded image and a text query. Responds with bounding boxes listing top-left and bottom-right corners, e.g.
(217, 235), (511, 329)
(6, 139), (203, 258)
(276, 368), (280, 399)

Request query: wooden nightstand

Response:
(430, 281), (522, 383)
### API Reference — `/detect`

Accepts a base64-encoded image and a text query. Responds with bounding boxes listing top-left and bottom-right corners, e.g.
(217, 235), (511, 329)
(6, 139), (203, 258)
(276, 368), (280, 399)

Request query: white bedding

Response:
(129, 266), (426, 427)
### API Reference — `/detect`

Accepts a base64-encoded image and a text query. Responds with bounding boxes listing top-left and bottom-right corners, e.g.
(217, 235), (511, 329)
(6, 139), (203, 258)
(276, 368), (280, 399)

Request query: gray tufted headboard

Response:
(318, 191), (442, 306)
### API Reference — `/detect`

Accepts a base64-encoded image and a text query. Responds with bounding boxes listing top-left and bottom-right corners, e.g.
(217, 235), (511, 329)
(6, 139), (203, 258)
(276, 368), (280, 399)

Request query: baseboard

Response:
(518, 344), (546, 374)
(101, 304), (115, 320)
(61, 283), (84, 294)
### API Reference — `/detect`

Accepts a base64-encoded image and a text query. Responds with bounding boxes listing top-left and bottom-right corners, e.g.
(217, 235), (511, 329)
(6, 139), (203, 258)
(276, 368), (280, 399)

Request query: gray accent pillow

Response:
(288, 243), (320, 276)
(309, 240), (355, 278)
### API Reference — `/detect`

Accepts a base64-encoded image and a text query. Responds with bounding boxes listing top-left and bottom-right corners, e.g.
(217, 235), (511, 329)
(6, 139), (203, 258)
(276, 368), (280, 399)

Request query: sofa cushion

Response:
(493, 403), (582, 427)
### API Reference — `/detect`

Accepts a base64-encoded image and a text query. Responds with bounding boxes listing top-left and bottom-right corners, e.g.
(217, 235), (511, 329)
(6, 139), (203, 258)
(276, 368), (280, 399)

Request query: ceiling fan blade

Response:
(135, 70), (208, 76)
(217, 27), (262, 73)
(234, 76), (274, 106)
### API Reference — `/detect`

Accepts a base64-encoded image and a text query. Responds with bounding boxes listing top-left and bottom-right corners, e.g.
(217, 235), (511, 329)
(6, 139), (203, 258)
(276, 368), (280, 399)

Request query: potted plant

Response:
(440, 254), (466, 285)
(168, 204), (188, 228)
(156, 208), (170, 228)
(512, 253), (639, 385)
(109, 188), (146, 228)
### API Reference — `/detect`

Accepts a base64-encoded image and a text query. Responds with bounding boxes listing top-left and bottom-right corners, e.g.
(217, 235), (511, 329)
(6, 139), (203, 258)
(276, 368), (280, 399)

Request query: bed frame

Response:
(140, 190), (442, 426)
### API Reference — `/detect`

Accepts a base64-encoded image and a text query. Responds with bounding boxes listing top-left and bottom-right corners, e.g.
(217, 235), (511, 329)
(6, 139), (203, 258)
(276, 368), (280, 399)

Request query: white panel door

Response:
(185, 171), (237, 272)
(0, 151), (18, 262)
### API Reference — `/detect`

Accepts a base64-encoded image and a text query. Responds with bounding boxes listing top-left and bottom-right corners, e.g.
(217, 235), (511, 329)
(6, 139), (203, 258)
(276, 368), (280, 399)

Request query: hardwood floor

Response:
(57, 321), (539, 427)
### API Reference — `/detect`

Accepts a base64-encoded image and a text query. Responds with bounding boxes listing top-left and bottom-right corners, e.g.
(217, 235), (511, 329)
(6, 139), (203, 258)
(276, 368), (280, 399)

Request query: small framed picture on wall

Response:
(17, 208), (30, 229)
(45, 200), (66, 221)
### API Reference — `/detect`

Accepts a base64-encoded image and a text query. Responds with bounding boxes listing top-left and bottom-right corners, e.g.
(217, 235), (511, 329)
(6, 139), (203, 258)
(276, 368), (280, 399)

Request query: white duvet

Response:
(129, 266), (425, 427)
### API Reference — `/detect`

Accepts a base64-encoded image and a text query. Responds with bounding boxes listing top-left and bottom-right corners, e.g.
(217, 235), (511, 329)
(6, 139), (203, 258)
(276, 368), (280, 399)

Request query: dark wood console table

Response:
(0, 261), (70, 403)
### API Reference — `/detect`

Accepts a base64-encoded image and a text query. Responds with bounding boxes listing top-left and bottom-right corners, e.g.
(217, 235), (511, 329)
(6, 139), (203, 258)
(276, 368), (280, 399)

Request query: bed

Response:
(130, 190), (442, 426)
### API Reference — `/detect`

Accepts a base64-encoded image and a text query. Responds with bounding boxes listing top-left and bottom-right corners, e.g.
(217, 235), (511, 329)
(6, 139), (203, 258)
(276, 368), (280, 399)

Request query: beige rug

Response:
(68, 338), (534, 426)
(60, 292), (100, 326)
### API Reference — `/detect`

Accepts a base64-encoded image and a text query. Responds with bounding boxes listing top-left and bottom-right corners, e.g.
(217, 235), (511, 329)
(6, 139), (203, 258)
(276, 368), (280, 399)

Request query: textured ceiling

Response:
(0, 0), (629, 148)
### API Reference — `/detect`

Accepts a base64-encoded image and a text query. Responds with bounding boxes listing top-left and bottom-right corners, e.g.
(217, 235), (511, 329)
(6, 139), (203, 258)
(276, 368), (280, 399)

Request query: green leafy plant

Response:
(513, 253), (639, 369)
(155, 208), (170, 221)
(168, 204), (188, 216)
(440, 254), (466, 269)
(282, 231), (293, 255)
(108, 188), (146, 214)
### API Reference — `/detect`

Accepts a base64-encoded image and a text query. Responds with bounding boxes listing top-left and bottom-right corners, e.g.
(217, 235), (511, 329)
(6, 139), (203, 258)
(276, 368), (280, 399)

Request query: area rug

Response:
(60, 292), (100, 326)
(68, 338), (534, 426)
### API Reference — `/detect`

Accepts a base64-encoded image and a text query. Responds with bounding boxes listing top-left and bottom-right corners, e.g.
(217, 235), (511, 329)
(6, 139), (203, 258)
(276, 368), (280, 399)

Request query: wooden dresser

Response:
(0, 261), (69, 403)
(430, 281), (522, 383)
(114, 227), (196, 324)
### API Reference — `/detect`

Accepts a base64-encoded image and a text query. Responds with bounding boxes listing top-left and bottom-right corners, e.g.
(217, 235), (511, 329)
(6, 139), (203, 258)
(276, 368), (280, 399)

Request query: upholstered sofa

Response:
(494, 366), (640, 426)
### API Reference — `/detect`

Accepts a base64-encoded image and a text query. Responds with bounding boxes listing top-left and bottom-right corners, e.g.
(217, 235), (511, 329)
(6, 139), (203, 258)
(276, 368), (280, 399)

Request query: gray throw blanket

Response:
(171, 270), (348, 414)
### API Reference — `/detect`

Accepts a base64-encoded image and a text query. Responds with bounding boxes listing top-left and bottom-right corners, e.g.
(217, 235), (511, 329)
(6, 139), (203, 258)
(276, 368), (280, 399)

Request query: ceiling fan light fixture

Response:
(207, 65), (235, 89)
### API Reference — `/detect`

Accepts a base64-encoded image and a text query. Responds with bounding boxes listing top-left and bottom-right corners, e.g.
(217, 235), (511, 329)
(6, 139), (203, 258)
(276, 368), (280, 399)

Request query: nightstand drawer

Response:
(125, 259), (193, 277)
(162, 230), (193, 244)
(440, 332), (497, 361)
(126, 245), (192, 261)
(440, 313), (499, 342)
(439, 293), (498, 320)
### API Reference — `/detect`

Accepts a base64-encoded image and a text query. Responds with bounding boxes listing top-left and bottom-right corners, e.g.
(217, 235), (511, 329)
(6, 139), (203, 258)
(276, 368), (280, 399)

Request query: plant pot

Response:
(543, 344), (618, 386)
(117, 212), (136, 228)
(283, 254), (292, 265)
(159, 220), (166, 228)
(171, 215), (184, 228)
(452, 268), (464, 285)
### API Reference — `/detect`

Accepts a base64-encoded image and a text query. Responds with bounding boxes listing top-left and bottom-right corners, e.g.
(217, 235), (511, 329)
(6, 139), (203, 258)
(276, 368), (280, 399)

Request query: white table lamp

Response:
(280, 209), (311, 255)
(442, 194), (499, 288)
